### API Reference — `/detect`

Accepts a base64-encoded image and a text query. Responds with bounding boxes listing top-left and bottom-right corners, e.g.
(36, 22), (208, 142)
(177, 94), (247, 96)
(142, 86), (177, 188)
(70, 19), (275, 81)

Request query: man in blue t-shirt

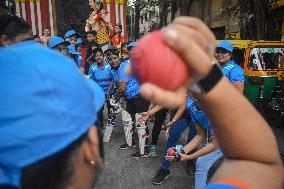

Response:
(215, 40), (244, 93)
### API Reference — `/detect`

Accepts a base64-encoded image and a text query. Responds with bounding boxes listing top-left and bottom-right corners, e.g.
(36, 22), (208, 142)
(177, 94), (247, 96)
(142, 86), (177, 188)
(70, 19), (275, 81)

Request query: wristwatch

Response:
(189, 64), (223, 95)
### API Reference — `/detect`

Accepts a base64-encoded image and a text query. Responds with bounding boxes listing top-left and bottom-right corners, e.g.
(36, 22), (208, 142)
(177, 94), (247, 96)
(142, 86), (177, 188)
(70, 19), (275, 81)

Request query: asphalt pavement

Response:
(94, 114), (194, 189)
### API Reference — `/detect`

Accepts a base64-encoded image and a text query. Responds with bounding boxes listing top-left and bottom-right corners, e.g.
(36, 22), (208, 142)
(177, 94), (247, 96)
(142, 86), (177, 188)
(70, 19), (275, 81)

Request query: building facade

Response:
(177, 0), (283, 41)
(139, 6), (159, 36)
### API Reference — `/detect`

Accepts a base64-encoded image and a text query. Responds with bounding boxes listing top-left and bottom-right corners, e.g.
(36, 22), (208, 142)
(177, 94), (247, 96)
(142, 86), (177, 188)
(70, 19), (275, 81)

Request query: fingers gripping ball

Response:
(167, 147), (176, 156)
(131, 31), (189, 90)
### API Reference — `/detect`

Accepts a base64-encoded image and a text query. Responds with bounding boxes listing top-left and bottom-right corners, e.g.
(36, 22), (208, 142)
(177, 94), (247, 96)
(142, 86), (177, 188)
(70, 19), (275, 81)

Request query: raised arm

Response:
(138, 17), (283, 189)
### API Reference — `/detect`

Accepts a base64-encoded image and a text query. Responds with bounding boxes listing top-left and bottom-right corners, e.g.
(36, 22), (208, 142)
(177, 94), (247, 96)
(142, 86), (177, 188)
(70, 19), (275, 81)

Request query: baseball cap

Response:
(48, 36), (68, 48)
(128, 41), (136, 47)
(76, 38), (83, 44)
(216, 40), (233, 52)
(64, 29), (77, 39)
(0, 41), (105, 187)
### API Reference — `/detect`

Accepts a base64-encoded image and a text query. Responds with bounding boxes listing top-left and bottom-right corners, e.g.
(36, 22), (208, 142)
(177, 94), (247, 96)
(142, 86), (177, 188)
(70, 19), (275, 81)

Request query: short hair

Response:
(42, 26), (50, 31)
(121, 42), (128, 50)
(86, 31), (97, 36)
(109, 49), (119, 57)
(0, 14), (32, 40)
(115, 24), (122, 30)
(75, 43), (83, 49)
(92, 47), (104, 56)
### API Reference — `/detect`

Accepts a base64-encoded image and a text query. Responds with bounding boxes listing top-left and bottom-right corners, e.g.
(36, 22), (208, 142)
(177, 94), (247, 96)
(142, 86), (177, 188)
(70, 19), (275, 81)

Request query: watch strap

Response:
(189, 64), (223, 94)
(199, 64), (223, 92)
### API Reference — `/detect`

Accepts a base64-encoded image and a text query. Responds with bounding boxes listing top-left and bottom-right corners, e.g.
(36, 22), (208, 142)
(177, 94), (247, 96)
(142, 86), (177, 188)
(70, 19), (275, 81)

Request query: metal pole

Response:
(130, 8), (133, 41)
(133, 7), (135, 40)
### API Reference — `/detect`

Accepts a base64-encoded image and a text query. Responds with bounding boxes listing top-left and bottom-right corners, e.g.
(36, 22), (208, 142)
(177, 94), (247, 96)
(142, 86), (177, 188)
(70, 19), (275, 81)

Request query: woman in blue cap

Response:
(114, 41), (151, 159)
(215, 40), (244, 93)
(0, 31), (105, 189)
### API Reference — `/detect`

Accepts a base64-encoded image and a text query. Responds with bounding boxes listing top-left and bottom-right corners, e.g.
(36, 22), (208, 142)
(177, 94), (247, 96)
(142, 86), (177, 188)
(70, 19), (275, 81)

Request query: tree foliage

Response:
(128, 0), (194, 39)
(240, 0), (279, 40)
(55, 0), (89, 36)
(177, 0), (194, 16)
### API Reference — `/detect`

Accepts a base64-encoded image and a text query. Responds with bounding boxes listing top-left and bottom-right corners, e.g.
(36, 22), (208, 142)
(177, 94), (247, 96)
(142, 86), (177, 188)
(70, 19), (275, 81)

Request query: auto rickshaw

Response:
(229, 40), (284, 126)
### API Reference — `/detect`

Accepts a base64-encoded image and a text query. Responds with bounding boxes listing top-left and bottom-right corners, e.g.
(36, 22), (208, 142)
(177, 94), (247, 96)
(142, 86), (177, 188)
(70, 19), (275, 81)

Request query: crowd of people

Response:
(0, 1), (283, 189)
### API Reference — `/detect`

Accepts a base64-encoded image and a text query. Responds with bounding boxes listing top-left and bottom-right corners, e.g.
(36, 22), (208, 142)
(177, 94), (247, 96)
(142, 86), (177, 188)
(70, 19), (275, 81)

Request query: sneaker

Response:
(119, 143), (136, 150)
(152, 169), (171, 185)
(130, 151), (149, 159)
(149, 145), (158, 157)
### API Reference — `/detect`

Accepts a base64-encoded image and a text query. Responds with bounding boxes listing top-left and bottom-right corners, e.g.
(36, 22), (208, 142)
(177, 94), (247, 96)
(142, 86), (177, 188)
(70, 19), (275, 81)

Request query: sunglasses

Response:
(56, 47), (68, 53)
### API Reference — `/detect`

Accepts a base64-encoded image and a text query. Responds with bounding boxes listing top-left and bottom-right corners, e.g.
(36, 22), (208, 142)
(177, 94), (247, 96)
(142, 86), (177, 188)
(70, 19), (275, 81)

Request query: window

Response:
(248, 47), (284, 71)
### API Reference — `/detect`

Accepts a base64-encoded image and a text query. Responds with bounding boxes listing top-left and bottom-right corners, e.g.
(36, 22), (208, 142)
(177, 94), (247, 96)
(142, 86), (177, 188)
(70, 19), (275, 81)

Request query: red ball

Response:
(131, 31), (188, 90)
(167, 148), (176, 156)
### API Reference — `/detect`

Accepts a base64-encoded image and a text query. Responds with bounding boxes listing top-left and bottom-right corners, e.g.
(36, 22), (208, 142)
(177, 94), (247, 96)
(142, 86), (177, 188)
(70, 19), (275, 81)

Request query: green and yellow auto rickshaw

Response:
(229, 40), (284, 126)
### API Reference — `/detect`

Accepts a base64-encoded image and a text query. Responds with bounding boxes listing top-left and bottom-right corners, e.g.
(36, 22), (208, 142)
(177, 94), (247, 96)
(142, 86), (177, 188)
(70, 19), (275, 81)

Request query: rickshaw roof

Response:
(217, 40), (284, 49)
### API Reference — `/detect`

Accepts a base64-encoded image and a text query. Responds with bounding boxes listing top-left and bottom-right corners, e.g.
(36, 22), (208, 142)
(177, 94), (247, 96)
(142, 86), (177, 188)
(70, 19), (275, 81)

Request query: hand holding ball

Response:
(167, 147), (176, 156)
(131, 31), (189, 90)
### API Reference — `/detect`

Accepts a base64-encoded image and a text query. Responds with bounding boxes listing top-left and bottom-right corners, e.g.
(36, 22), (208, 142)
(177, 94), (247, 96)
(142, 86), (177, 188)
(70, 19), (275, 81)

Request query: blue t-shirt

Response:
(189, 101), (211, 132)
(75, 55), (82, 67)
(186, 96), (194, 116)
(111, 61), (128, 85)
(221, 61), (244, 83)
(118, 60), (140, 99)
(89, 62), (114, 94)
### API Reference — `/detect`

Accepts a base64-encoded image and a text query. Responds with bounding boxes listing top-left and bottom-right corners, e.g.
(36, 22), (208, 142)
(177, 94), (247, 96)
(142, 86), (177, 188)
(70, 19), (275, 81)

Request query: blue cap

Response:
(68, 44), (80, 55)
(76, 38), (83, 44)
(48, 36), (66, 48)
(64, 29), (77, 39)
(0, 41), (105, 187)
(128, 41), (136, 47)
(216, 40), (233, 52)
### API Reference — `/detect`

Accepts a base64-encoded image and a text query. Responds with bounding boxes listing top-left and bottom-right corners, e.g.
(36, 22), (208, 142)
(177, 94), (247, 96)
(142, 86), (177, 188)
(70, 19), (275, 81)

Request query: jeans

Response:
(161, 117), (197, 171)
(195, 148), (223, 189)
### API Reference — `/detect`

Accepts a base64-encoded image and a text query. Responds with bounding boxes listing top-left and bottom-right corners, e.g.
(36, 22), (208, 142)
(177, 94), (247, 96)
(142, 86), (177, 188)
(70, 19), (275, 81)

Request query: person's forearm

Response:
(183, 134), (204, 154)
(148, 105), (162, 116)
(196, 77), (280, 165)
(186, 140), (219, 160)
(169, 96), (186, 124)
(107, 81), (114, 94)
(115, 82), (126, 98)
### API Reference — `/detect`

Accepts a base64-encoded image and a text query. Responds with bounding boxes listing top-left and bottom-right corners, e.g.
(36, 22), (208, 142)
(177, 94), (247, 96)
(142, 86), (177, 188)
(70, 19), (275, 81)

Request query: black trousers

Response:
(125, 94), (150, 142)
(151, 108), (168, 145)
